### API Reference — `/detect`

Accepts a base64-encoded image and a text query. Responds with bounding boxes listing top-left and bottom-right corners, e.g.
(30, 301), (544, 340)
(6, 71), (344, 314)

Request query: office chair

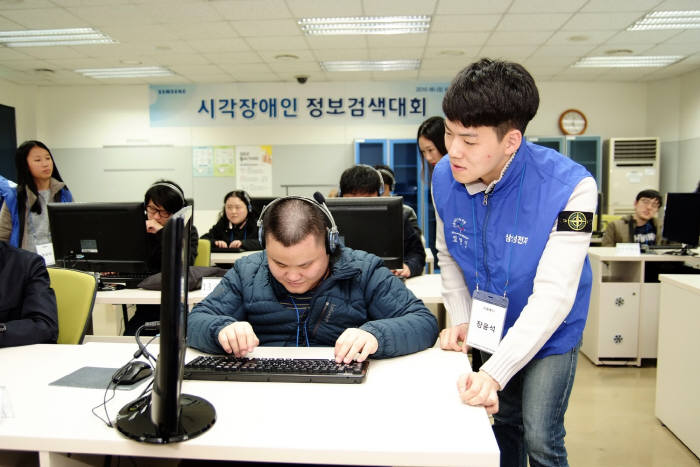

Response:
(194, 239), (211, 267)
(48, 268), (97, 345)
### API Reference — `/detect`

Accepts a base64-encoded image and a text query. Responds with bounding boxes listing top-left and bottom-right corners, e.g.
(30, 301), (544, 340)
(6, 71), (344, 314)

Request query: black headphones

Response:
(376, 167), (396, 193)
(337, 164), (385, 197)
(257, 192), (339, 254)
(150, 181), (185, 204)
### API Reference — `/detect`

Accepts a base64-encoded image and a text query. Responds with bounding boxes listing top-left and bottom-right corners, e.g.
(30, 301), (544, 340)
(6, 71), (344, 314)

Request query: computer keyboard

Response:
(99, 272), (152, 289)
(184, 355), (369, 384)
(210, 247), (243, 253)
(643, 243), (683, 250)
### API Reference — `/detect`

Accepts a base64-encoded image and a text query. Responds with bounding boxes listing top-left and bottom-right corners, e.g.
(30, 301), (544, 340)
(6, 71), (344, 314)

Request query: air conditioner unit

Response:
(603, 137), (659, 215)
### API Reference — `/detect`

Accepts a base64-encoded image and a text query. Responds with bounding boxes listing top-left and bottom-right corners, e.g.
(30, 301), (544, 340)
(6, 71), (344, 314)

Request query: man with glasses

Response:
(124, 179), (199, 335)
(601, 189), (663, 247)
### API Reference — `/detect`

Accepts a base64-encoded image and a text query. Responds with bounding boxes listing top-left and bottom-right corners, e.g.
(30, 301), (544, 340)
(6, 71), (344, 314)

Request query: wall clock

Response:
(558, 109), (587, 135)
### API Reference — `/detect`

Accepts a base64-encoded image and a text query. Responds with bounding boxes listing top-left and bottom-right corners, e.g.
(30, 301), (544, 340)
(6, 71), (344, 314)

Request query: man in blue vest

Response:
(432, 58), (597, 467)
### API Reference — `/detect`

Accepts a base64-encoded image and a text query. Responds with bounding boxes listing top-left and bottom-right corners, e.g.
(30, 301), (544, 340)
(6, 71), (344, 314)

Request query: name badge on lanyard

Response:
(466, 289), (508, 354)
(35, 243), (55, 266)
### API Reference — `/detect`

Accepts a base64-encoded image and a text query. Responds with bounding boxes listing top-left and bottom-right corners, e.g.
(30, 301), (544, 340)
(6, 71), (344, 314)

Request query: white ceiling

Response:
(0, 0), (698, 86)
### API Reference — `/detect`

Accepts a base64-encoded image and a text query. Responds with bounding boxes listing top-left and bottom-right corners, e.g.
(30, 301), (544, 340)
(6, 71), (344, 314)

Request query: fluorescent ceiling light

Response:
(76, 67), (174, 79)
(321, 60), (420, 72)
(628, 10), (700, 30)
(572, 56), (684, 68)
(0, 28), (116, 47)
(299, 16), (430, 35)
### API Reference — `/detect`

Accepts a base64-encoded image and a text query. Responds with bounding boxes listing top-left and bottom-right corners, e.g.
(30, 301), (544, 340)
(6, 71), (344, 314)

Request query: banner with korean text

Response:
(149, 82), (447, 127)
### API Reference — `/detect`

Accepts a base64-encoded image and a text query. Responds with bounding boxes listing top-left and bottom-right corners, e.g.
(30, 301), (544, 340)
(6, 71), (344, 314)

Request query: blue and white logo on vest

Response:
(505, 233), (528, 245)
(451, 217), (470, 248)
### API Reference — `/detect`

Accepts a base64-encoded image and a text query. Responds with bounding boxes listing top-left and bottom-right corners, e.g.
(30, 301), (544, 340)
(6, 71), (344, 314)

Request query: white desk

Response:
(210, 250), (258, 265)
(0, 343), (498, 466)
(406, 273), (445, 329)
(655, 274), (700, 458)
(95, 287), (210, 306)
(583, 247), (699, 366)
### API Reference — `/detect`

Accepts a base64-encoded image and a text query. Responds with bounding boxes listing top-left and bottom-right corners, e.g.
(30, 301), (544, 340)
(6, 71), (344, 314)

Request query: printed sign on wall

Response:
(236, 146), (272, 196)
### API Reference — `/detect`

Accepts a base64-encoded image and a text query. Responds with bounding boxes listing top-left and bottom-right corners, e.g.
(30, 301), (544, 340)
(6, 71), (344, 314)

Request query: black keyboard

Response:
(643, 243), (683, 250)
(210, 247), (243, 253)
(184, 355), (369, 384)
(100, 272), (151, 289)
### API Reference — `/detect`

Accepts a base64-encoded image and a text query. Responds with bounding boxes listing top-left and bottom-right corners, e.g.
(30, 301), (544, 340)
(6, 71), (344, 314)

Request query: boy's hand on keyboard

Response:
(218, 321), (260, 357)
(334, 328), (378, 364)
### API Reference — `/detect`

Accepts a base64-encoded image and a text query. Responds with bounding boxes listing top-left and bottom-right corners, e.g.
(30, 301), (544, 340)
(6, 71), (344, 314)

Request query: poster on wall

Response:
(213, 146), (235, 177)
(236, 146), (272, 195)
(192, 146), (213, 177)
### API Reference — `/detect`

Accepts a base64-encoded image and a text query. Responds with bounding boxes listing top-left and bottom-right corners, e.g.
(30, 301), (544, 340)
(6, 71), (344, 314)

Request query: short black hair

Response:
(144, 179), (186, 215)
(339, 165), (383, 196)
(417, 116), (447, 156)
(263, 198), (327, 248)
(636, 189), (662, 206)
(442, 58), (539, 139)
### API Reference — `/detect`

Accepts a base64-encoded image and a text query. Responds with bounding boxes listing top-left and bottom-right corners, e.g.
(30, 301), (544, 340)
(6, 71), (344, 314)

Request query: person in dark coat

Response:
(0, 241), (58, 347)
(187, 195), (438, 362)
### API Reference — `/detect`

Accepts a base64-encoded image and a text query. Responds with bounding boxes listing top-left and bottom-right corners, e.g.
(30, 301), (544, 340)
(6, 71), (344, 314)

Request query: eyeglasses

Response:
(146, 205), (172, 218)
(637, 198), (660, 208)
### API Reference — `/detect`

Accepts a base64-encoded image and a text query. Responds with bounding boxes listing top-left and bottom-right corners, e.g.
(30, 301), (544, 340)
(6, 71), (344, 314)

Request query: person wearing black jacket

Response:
(0, 241), (58, 347)
(124, 180), (198, 335)
(201, 190), (261, 251)
(339, 165), (426, 278)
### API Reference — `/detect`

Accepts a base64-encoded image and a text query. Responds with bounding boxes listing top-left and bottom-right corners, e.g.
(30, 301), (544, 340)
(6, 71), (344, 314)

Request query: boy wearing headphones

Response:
(339, 165), (426, 278)
(187, 194), (438, 362)
(124, 179), (199, 335)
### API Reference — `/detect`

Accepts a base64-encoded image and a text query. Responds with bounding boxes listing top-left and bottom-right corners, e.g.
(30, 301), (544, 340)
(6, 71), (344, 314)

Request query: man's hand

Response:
(439, 323), (468, 353)
(229, 240), (242, 249)
(214, 240), (227, 248)
(217, 321), (259, 357)
(145, 219), (163, 234)
(391, 263), (411, 278)
(457, 370), (500, 415)
(334, 328), (379, 363)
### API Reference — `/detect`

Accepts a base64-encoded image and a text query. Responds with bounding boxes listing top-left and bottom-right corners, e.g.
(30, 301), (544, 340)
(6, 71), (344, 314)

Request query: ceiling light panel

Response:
(299, 16), (430, 35)
(572, 56), (684, 67)
(75, 66), (173, 79)
(321, 60), (420, 72)
(628, 10), (700, 30)
(0, 28), (116, 47)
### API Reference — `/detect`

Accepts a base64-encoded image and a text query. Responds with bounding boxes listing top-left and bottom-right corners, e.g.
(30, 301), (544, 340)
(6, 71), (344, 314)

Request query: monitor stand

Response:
(116, 394), (216, 444)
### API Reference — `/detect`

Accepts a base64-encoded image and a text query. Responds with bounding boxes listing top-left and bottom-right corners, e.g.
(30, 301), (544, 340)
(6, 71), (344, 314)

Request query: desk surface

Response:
(95, 287), (210, 305)
(658, 273), (700, 293)
(405, 273), (442, 304)
(210, 250), (258, 264)
(588, 246), (700, 263)
(0, 343), (498, 466)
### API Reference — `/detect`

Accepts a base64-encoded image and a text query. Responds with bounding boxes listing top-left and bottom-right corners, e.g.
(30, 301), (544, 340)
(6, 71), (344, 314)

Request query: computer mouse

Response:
(112, 361), (153, 385)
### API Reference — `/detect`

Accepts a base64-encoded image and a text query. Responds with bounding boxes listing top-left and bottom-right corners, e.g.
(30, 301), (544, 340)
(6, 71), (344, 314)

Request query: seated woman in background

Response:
(0, 140), (73, 253)
(201, 190), (261, 251)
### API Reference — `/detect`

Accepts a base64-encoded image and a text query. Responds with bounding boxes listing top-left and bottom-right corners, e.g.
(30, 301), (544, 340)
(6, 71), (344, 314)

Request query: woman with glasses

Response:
(201, 190), (261, 251)
(0, 140), (73, 253)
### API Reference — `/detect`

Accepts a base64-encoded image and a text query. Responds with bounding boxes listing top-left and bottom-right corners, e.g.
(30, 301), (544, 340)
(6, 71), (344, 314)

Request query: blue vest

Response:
(432, 141), (593, 359)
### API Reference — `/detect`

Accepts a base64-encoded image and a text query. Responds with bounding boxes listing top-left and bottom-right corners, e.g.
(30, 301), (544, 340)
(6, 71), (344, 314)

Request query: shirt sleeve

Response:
(480, 176), (598, 388)
(433, 196), (472, 326)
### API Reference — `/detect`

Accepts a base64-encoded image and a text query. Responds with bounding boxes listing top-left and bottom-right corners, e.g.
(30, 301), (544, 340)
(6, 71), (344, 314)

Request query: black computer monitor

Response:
(326, 196), (403, 269)
(662, 192), (700, 255)
(116, 206), (215, 443)
(250, 196), (278, 218)
(48, 202), (151, 273)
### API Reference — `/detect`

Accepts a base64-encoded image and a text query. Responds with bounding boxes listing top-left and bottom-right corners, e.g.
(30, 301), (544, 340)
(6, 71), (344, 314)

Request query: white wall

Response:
(0, 78), (37, 144)
(647, 68), (700, 193)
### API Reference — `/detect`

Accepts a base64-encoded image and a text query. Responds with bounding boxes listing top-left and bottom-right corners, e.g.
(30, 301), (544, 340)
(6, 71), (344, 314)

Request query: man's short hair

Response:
(636, 189), (662, 206)
(263, 198), (328, 248)
(339, 165), (383, 196)
(442, 58), (539, 139)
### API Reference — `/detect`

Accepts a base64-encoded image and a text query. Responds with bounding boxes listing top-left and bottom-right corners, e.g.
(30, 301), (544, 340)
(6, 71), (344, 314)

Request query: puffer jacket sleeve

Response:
(186, 266), (246, 354)
(358, 263), (438, 358)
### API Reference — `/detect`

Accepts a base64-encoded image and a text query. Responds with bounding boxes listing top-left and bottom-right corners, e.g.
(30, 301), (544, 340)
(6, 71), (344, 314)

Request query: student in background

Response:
(0, 140), (73, 253)
(373, 164), (421, 237)
(434, 58), (596, 466)
(601, 189), (662, 247)
(124, 179), (199, 335)
(0, 241), (58, 348)
(339, 165), (426, 278)
(187, 195), (437, 360)
(201, 190), (261, 251)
